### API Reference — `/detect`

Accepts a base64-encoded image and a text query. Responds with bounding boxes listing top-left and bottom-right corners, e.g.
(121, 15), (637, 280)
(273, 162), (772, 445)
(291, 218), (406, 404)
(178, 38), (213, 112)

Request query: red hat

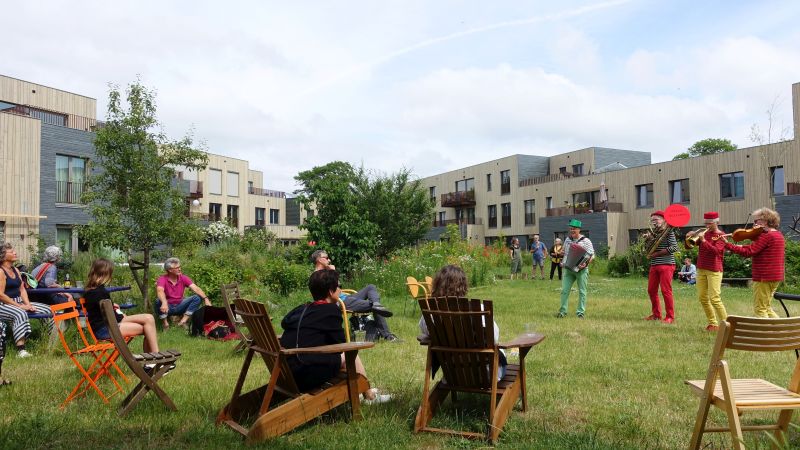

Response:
(703, 211), (719, 220)
(651, 210), (665, 218)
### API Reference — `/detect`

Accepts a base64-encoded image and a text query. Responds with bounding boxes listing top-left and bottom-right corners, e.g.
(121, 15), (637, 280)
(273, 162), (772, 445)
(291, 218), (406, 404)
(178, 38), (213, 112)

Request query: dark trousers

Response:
(343, 285), (392, 339)
(550, 262), (562, 280)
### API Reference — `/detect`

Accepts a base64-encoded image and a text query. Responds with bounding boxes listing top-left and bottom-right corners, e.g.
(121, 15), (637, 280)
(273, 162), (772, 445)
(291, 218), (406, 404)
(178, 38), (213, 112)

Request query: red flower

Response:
(308, 240), (316, 246)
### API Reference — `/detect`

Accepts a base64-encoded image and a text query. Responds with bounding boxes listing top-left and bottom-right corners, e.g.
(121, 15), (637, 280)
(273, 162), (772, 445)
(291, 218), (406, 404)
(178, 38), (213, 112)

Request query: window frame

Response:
(255, 207), (266, 226)
(55, 154), (88, 204)
(487, 205), (497, 228)
(669, 178), (690, 204)
(524, 199), (536, 226)
(269, 208), (280, 225)
(501, 202), (511, 228)
(770, 166), (785, 196)
(719, 171), (745, 200)
(500, 170), (511, 195)
(635, 183), (654, 208)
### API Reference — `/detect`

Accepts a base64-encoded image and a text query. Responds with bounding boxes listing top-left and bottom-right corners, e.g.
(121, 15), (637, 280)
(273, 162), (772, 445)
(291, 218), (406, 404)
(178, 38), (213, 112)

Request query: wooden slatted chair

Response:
(405, 276), (429, 316)
(99, 299), (181, 417)
(220, 283), (251, 352)
(216, 297), (374, 444)
(50, 300), (123, 408)
(424, 276), (433, 293)
(686, 315), (800, 449)
(415, 296), (545, 444)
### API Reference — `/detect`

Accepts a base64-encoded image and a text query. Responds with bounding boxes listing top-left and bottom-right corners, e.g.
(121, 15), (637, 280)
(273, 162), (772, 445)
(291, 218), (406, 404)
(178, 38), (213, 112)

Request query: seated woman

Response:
(280, 269), (390, 404)
(0, 242), (53, 358)
(29, 246), (73, 305)
(83, 258), (159, 354)
(418, 264), (507, 379)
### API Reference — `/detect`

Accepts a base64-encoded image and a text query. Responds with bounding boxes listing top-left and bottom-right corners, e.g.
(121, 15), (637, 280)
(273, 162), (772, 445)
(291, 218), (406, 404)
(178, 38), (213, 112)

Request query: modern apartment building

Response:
(178, 152), (310, 243)
(423, 82), (800, 256)
(1, 75), (308, 263)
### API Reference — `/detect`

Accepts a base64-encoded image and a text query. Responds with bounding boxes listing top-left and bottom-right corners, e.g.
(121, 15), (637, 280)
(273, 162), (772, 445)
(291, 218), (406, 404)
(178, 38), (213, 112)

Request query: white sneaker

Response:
(17, 349), (32, 358)
(361, 388), (392, 405)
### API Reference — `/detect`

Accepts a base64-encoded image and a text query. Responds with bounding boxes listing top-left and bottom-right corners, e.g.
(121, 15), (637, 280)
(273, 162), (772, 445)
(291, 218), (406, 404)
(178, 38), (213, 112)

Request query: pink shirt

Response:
(157, 274), (194, 305)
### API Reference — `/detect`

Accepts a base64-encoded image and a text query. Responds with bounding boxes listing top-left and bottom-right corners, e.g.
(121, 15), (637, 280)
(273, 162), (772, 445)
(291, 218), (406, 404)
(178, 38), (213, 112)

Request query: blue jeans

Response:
(154, 295), (202, 320)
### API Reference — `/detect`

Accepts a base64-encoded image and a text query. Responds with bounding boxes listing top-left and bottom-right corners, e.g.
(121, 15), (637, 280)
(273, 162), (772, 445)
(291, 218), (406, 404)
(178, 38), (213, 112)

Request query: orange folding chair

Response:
(50, 301), (123, 408)
(78, 297), (131, 385)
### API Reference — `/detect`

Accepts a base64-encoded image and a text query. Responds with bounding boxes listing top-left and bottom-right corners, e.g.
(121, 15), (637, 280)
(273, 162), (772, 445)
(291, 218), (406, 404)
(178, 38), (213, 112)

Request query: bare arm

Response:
(189, 283), (211, 306)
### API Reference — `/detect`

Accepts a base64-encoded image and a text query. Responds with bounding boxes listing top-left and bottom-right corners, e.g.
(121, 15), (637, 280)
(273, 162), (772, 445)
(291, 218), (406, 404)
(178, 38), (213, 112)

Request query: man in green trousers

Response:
(557, 219), (595, 319)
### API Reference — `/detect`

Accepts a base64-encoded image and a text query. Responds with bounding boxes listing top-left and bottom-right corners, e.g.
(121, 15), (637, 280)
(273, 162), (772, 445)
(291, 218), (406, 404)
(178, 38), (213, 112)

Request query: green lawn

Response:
(2, 277), (798, 449)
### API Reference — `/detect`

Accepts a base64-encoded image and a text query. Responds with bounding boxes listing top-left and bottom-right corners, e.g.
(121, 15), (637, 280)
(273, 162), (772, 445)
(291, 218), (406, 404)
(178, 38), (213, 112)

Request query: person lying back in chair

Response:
(311, 250), (399, 342)
(280, 269), (391, 404)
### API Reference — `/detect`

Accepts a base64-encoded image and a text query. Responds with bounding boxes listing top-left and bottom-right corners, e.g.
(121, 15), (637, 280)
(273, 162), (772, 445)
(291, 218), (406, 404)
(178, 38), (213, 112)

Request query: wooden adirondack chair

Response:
(415, 296), (545, 444)
(99, 299), (182, 416)
(220, 283), (251, 352)
(405, 276), (429, 316)
(686, 315), (800, 450)
(216, 297), (374, 444)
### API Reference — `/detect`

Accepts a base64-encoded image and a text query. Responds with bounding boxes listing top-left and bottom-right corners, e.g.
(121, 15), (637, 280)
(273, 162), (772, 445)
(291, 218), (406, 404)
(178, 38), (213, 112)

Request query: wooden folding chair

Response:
(686, 315), (800, 449)
(415, 296), (545, 444)
(424, 276), (433, 293)
(50, 301), (123, 408)
(99, 299), (181, 416)
(220, 283), (251, 352)
(77, 297), (131, 385)
(405, 276), (429, 316)
(216, 297), (374, 444)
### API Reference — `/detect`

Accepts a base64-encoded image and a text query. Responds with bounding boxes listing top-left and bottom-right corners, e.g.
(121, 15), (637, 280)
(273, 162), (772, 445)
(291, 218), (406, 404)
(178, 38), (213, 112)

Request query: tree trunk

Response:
(142, 248), (151, 305)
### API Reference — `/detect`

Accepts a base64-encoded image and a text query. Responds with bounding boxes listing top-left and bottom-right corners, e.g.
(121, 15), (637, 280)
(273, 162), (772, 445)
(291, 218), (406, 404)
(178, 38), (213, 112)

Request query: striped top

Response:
(697, 229), (726, 272)
(725, 229), (785, 282)
(649, 230), (678, 266)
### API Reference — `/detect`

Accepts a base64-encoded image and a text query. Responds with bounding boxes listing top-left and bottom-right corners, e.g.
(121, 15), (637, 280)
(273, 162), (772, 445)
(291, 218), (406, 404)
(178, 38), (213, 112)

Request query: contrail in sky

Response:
(298, 0), (633, 98)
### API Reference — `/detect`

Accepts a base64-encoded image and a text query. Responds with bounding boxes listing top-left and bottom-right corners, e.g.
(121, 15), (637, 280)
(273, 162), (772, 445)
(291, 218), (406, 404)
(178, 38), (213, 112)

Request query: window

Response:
(227, 171), (239, 197)
(456, 208), (475, 224)
(486, 174), (492, 192)
(56, 226), (73, 253)
(669, 178), (690, 204)
(501, 202), (511, 227)
(209, 203), (222, 221)
(269, 208), (280, 225)
(438, 211), (446, 226)
(500, 170), (511, 195)
(248, 181), (254, 192)
(524, 200), (535, 225)
(572, 164), (584, 175)
(719, 171), (745, 200)
(546, 197), (553, 209)
(227, 204), (239, 227)
(771, 166), (785, 195)
(455, 178), (474, 192)
(487, 205), (497, 228)
(255, 207), (265, 226)
(305, 207), (315, 217)
(209, 169), (222, 195)
(429, 186), (436, 204)
(636, 184), (654, 208)
(559, 167), (567, 174)
(55, 154), (87, 204)
(0, 221), (4, 242)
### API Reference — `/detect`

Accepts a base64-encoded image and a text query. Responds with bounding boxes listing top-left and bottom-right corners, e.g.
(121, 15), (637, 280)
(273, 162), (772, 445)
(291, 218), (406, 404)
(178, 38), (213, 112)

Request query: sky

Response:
(4, 0), (800, 192)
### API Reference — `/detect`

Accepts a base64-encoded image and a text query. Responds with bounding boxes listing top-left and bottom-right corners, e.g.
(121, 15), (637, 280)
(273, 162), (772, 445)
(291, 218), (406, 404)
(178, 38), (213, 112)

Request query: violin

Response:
(716, 225), (764, 242)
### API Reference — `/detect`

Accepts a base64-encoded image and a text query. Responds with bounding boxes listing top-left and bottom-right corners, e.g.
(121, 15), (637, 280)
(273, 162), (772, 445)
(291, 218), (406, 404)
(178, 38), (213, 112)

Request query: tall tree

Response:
(294, 162), (378, 274)
(672, 138), (738, 160)
(353, 167), (433, 257)
(82, 80), (208, 303)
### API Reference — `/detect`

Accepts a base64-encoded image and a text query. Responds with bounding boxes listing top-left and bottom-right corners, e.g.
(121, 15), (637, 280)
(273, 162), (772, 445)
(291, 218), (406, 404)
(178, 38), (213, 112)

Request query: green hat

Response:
(568, 219), (582, 228)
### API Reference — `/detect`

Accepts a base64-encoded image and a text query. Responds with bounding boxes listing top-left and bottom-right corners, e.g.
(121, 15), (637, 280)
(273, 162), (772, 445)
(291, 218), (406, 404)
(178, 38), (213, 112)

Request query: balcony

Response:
(248, 186), (286, 198)
(179, 180), (203, 198)
(440, 190), (476, 207)
(1, 103), (100, 132)
(432, 217), (483, 227)
(55, 181), (86, 204)
(545, 202), (624, 217)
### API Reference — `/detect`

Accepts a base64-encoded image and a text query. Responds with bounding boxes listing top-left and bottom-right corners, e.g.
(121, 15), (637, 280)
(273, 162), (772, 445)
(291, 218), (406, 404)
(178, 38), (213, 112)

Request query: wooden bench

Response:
(721, 277), (752, 287)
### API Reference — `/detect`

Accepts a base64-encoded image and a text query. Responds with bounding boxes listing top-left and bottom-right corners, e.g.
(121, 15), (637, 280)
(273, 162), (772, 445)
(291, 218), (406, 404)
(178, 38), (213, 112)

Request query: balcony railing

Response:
(1, 103), (99, 132)
(432, 217), (483, 227)
(55, 181), (86, 204)
(440, 190), (476, 207)
(248, 186), (286, 198)
(519, 172), (582, 187)
(545, 202), (624, 217)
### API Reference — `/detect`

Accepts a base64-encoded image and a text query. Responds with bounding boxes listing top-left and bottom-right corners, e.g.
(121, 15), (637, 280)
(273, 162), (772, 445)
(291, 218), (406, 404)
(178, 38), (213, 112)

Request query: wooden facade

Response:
(0, 75), (96, 119)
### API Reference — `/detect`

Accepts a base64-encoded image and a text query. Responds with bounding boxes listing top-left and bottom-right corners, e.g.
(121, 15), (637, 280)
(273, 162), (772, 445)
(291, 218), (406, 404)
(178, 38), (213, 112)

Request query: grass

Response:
(2, 276), (799, 449)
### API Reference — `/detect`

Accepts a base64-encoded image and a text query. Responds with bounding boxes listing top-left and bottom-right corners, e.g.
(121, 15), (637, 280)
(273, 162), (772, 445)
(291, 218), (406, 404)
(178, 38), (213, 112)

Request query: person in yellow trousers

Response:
(694, 212), (728, 331)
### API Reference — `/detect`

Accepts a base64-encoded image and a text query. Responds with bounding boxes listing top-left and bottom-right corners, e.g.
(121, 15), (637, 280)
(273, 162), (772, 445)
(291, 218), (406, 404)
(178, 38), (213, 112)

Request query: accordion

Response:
(564, 242), (591, 272)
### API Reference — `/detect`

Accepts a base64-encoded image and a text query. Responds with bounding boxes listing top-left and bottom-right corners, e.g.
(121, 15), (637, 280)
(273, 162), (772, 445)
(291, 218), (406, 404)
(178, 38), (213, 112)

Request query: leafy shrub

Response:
(204, 221), (239, 243)
(606, 255), (630, 277)
(260, 258), (309, 297)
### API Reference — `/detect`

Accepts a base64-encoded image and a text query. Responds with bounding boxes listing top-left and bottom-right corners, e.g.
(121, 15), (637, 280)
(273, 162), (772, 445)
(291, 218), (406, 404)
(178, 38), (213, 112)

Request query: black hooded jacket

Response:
(280, 301), (345, 371)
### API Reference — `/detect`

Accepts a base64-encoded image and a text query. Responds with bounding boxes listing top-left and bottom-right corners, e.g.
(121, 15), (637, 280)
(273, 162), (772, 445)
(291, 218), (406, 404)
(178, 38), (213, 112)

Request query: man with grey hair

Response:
(30, 246), (73, 305)
(311, 249), (399, 342)
(154, 257), (211, 330)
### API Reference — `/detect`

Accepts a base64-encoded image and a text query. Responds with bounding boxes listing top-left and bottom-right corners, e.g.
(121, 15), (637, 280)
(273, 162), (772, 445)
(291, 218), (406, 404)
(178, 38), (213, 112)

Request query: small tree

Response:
(83, 79), (208, 303)
(672, 138), (738, 160)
